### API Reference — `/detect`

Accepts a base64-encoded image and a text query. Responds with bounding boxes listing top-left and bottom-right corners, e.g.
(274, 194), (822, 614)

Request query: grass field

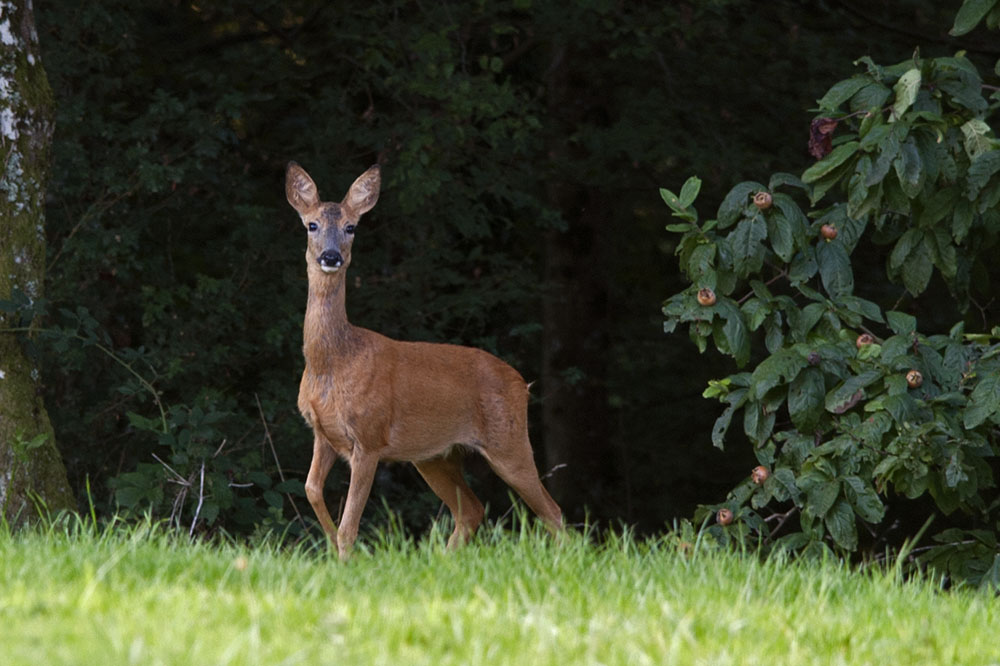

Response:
(1, 517), (998, 666)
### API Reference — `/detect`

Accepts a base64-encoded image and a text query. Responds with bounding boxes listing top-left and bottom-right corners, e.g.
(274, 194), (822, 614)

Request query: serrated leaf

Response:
(950, 0), (1000, 36)
(802, 141), (860, 184)
(825, 499), (859, 550)
(891, 69), (921, 120)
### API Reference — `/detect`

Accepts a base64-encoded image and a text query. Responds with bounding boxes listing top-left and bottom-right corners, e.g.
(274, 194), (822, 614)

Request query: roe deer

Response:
(285, 162), (563, 559)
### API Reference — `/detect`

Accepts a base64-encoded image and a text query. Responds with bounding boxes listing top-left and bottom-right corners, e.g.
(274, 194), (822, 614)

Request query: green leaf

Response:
(851, 82), (891, 112)
(729, 216), (768, 278)
(825, 370), (882, 414)
(720, 302), (751, 367)
(960, 119), (993, 159)
(847, 155), (871, 217)
(679, 176), (702, 208)
(839, 296), (883, 324)
(953, 196), (975, 243)
(712, 389), (748, 450)
(686, 243), (717, 281)
(967, 150), (1000, 200)
(889, 228), (922, 273)
(718, 181), (766, 228)
(886, 310), (916, 335)
(817, 239), (854, 299)
(825, 499), (859, 550)
(802, 141), (860, 184)
(807, 481), (840, 519)
(766, 212), (794, 263)
(817, 76), (871, 110)
(964, 372), (1000, 429)
(866, 130), (900, 187)
(844, 476), (885, 523)
(750, 348), (808, 400)
(950, 0), (1000, 36)
(788, 366), (826, 431)
(900, 237), (934, 296)
(920, 187), (958, 228)
(893, 138), (924, 198)
(743, 401), (776, 444)
(891, 68), (921, 121)
(768, 172), (808, 191)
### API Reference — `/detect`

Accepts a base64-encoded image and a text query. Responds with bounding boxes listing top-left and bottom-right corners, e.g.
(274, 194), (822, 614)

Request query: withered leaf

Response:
(808, 117), (839, 160)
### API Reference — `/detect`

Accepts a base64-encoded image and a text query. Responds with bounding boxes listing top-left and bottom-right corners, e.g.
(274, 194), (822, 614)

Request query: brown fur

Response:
(286, 162), (563, 559)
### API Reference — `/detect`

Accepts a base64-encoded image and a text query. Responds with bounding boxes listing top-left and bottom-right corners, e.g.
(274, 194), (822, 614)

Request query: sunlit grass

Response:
(1, 515), (997, 665)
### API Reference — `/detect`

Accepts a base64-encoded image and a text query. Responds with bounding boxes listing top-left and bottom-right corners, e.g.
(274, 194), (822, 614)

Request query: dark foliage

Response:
(23, 1), (993, 546)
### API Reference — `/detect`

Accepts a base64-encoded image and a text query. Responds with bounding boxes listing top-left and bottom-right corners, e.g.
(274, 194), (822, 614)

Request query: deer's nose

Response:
(317, 250), (343, 272)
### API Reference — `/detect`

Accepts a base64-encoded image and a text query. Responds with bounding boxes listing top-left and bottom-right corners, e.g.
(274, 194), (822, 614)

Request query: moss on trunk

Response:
(0, 0), (75, 525)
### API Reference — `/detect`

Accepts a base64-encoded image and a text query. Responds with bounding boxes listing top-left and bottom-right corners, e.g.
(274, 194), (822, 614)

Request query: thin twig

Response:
(540, 463), (567, 482)
(151, 453), (189, 485)
(190, 462), (206, 537)
(255, 393), (306, 527)
(765, 506), (798, 539)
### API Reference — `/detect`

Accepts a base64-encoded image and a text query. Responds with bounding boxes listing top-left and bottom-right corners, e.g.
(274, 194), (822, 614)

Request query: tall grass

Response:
(1, 515), (997, 665)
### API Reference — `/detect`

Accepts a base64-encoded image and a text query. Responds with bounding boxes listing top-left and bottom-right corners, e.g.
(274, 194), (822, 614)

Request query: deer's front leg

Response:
(305, 435), (339, 546)
(337, 450), (378, 561)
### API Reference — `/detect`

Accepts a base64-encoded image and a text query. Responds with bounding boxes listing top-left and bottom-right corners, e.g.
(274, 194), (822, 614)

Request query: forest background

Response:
(3, 0), (1000, 580)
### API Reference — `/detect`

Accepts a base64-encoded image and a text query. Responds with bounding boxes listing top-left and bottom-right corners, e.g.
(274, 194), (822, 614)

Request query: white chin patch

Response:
(320, 265), (340, 274)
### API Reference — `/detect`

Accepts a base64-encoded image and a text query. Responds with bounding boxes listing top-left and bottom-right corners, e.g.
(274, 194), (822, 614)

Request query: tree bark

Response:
(0, 0), (74, 525)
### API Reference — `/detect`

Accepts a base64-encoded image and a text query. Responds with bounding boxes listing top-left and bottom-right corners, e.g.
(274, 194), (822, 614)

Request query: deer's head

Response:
(285, 162), (381, 276)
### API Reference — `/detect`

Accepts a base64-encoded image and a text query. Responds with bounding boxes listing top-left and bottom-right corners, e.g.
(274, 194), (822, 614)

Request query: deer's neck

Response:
(303, 272), (363, 370)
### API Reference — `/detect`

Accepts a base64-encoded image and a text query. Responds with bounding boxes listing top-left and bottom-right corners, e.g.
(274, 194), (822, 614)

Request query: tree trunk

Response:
(0, 0), (74, 525)
(540, 41), (616, 521)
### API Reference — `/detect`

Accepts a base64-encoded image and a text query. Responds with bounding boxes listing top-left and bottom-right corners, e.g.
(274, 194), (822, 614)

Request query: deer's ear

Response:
(343, 165), (381, 216)
(286, 162), (320, 215)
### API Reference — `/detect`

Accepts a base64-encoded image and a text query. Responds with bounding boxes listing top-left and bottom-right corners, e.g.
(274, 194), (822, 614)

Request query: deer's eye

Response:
(344, 224), (356, 235)
(307, 222), (318, 232)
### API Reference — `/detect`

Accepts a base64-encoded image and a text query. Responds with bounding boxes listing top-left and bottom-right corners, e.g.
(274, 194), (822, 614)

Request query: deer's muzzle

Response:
(318, 250), (343, 273)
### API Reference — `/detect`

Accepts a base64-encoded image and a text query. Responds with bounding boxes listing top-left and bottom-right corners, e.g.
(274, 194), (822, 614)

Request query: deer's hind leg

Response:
(481, 430), (563, 532)
(414, 450), (485, 548)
